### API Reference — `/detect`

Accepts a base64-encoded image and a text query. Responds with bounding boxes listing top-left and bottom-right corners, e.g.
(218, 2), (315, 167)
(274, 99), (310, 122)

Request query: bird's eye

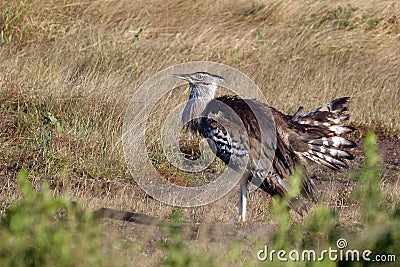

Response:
(197, 73), (204, 80)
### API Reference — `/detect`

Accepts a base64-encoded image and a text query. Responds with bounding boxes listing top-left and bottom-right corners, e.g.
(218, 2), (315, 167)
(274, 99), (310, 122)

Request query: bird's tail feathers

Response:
(292, 97), (356, 170)
(292, 97), (355, 135)
(300, 172), (319, 202)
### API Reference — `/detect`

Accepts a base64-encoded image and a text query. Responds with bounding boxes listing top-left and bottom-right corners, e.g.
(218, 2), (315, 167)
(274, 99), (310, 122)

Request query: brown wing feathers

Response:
(289, 97), (356, 171)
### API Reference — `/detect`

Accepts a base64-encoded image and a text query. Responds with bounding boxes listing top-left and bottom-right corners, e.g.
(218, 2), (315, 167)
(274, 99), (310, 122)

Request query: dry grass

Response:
(1, 0), (400, 265)
(1, 0), (399, 126)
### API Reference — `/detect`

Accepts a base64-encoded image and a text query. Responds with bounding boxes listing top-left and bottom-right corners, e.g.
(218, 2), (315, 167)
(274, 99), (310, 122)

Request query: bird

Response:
(173, 71), (356, 222)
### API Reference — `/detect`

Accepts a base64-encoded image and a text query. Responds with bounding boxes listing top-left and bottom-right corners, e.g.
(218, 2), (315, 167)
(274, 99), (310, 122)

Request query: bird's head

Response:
(172, 72), (225, 100)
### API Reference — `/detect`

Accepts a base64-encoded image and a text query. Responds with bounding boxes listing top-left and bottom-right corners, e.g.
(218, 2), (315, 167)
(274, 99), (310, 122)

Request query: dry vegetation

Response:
(1, 0), (400, 266)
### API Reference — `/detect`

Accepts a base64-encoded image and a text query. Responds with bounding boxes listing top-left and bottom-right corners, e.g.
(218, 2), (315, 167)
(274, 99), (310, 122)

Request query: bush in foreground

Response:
(0, 169), (120, 267)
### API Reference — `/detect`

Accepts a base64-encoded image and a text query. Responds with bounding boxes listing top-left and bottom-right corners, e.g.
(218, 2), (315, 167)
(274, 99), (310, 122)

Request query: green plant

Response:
(351, 133), (383, 224)
(348, 133), (400, 264)
(0, 169), (120, 267)
(44, 112), (63, 133)
(0, 1), (32, 45)
(327, 4), (358, 30)
(258, 133), (398, 266)
(159, 209), (216, 267)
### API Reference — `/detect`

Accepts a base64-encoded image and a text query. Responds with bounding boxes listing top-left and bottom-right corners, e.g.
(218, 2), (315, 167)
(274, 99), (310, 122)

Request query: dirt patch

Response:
(353, 123), (400, 167)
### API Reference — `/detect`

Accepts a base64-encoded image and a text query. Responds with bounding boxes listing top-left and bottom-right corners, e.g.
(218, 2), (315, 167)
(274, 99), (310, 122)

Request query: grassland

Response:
(1, 0), (400, 266)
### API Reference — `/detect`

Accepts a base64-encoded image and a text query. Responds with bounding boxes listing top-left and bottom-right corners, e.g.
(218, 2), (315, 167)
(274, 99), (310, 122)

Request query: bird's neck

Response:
(182, 83), (216, 128)
(189, 83), (217, 99)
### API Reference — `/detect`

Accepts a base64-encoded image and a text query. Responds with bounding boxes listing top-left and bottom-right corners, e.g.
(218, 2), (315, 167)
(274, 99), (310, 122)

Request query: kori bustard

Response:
(173, 72), (355, 222)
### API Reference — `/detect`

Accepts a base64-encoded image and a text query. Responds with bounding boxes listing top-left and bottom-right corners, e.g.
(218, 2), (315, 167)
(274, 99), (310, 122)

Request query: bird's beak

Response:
(217, 76), (226, 85)
(172, 73), (191, 81)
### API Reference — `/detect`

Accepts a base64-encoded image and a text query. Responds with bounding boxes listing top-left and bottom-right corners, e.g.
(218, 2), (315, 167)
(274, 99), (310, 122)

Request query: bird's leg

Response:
(239, 177), (248, 223)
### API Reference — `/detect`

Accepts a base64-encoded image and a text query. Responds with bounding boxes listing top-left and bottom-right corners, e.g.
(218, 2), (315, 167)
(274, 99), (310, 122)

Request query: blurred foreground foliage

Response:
(0, 169), (121, 267)
(0, 133), (398, 266)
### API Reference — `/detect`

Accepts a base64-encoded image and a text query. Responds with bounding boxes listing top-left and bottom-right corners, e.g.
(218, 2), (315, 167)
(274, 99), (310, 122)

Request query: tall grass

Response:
(1, 0), (399, 128)
(0, 0), (399, 266)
